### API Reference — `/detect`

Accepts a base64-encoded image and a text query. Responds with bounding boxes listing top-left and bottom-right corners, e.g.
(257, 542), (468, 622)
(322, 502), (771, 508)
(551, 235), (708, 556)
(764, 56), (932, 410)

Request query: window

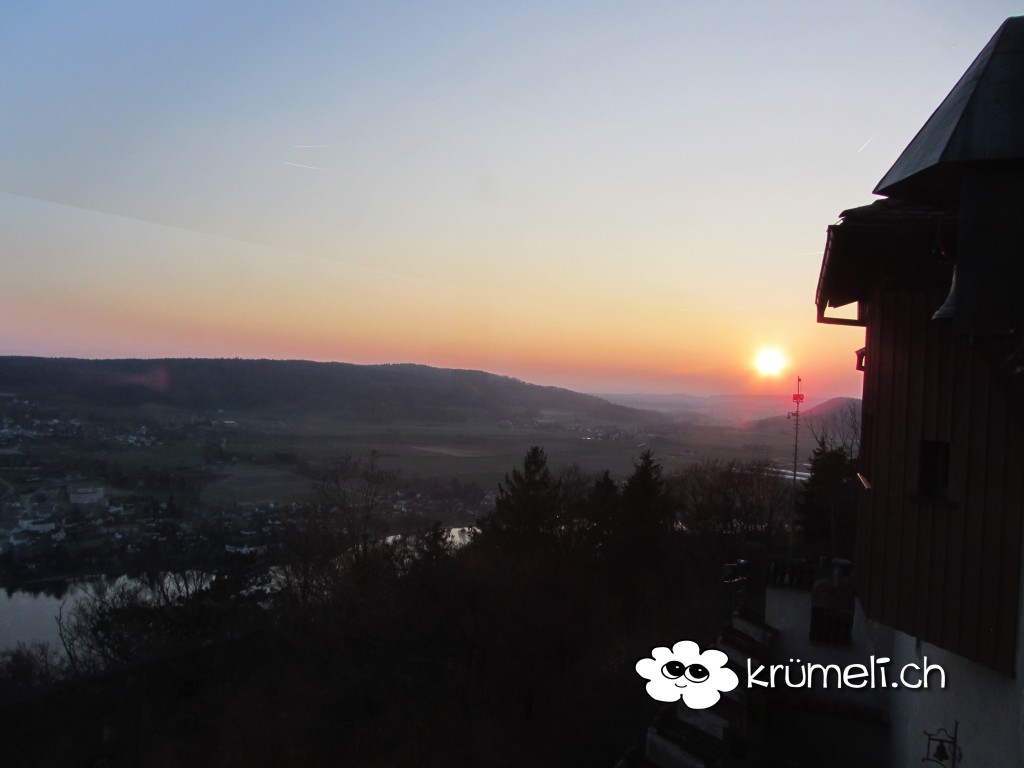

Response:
(918, 440), (951, 500)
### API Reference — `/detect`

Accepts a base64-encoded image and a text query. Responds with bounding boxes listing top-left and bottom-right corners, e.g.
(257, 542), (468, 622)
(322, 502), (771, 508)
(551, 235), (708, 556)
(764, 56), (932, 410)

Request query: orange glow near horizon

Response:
(0, 301), (864, 397)
(0, 194), (867, 398)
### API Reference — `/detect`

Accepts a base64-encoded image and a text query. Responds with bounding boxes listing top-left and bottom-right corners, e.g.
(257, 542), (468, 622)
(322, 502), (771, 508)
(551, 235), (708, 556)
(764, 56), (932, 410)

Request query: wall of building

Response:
(884, 627), (1024, 767)
(858, 284), (1024, 674)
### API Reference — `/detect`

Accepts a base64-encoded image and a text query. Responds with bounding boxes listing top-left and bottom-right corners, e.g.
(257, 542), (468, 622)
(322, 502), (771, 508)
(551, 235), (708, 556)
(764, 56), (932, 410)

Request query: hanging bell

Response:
(932, 266), (957, 320)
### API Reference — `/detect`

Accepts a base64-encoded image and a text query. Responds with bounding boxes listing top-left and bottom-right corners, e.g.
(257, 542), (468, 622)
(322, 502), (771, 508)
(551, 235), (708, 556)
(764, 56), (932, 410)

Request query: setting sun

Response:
(754, 348), (786, 376)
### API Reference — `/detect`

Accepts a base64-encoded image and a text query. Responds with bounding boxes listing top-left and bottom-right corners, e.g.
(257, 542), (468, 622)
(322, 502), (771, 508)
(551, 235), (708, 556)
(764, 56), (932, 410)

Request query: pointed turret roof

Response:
(875, 16), (1024, 203)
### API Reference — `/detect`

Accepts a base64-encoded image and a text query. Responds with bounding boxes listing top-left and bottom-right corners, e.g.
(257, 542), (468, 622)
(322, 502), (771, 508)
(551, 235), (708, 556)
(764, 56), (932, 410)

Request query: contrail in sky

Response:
(857, 132), (879, 153)
(282, 161), (328, 171)
(293, 145), (333, 148)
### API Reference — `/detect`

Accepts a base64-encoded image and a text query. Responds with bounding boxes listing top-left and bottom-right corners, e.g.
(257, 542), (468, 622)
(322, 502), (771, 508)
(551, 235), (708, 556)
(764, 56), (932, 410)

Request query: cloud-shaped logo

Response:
(636, 640), (738, 709)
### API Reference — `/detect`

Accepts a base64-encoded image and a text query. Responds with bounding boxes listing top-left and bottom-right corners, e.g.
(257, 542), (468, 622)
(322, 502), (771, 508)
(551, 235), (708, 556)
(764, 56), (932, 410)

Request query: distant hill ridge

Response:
(0, 357), (652, 424)
(599, 392), (853, 426)
(746, 397), (862, 431)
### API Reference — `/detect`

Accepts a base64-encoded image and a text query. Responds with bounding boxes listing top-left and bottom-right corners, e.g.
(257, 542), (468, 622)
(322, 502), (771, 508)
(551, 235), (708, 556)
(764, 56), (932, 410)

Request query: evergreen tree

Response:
(586, 470), (620, 549)
(621, 450), (670, 539)
(477, 446), (560, 552)
(798, 438), (858, 558)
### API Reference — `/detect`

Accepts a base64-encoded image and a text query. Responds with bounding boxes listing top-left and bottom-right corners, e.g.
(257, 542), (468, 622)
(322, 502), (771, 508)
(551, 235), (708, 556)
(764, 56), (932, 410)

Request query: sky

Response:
(1, 1), (1019, 396)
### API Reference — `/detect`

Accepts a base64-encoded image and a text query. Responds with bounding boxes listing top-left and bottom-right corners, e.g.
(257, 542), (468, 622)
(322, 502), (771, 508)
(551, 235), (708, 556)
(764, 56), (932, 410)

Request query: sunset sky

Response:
(1, 2), (1017, 396)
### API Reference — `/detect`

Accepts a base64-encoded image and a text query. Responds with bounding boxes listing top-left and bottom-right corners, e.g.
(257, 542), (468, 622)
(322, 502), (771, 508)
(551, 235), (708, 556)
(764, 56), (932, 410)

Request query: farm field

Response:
(72, 412), (806, 507)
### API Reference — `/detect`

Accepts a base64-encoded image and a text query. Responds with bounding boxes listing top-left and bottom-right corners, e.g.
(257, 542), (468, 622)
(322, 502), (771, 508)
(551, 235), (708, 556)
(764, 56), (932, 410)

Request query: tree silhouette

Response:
(585, 470), (620, 552)
(621, 450), (668, 537)
(799, 438), (857, 558)
(477, 446), (560, 552)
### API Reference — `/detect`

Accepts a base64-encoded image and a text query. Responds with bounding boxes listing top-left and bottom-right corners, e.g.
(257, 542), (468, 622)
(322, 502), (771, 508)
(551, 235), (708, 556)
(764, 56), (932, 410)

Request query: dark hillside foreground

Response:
(1, 448), (758, 767)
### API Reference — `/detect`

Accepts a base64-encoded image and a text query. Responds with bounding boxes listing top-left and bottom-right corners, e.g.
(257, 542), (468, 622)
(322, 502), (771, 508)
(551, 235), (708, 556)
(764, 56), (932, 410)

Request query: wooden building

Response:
(817, 16), (1024, 678)
(819, 16), (1024, 768)
(817, 16), (1024, 766)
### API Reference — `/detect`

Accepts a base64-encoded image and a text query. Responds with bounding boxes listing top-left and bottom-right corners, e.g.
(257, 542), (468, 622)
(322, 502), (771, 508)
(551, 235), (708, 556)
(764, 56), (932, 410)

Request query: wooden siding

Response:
(857, 285), (1024, 675)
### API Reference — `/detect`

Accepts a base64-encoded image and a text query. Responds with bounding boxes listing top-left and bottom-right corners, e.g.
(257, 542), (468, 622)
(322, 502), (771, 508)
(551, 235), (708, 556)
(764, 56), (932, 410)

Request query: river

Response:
(1, 572), (213, 653)
(1, 531), (474, 653)
(0, 581), (82, 652)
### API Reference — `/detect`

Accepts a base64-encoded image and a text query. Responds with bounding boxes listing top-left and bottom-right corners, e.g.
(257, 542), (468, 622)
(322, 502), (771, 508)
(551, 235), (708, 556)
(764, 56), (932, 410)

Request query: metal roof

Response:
(874, 16), (1024, 203)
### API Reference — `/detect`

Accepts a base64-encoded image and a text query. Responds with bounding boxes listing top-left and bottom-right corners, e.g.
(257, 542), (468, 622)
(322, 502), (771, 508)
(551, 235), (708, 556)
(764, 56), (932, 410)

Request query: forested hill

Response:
(0, 357), (654, 424)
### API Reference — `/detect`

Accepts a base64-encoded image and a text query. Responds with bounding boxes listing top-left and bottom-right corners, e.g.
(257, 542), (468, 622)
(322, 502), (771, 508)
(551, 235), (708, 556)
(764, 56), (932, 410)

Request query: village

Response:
(0, 396), (498, 587)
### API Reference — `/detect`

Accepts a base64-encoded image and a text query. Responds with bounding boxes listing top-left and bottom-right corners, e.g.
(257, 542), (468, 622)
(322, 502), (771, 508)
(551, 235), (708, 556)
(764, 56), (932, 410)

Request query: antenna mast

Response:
(790, 376), (804, 557)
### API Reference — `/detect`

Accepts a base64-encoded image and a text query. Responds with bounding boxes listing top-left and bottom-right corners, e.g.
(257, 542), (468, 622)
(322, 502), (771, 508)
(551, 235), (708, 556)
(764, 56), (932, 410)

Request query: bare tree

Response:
(730, 461), (790, 543)
(58, 577), (149, 672)
(670, 459), (790, 562)
(0, 641), (67, 696)
(56, 570), (217, 673)
(316, 449), (396, 555)
(807, 399), (861, 458)
(143, 569), (214, 607)
(276, 451), (398, 615)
